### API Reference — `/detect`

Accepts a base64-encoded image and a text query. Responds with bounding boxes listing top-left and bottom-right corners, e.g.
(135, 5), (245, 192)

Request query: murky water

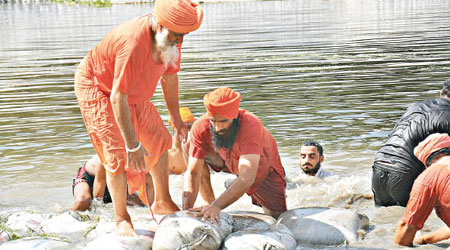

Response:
(1, 0), (450, 249)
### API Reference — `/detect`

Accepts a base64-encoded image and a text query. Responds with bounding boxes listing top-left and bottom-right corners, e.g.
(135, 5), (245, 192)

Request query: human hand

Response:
(126, 142), (150, 172)
(189, 204), (221, 224)
(172, 116), (188, 143)
(414, 237), (427, 245)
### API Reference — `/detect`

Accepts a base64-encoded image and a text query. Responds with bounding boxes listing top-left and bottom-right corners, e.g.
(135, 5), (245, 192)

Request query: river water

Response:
(1, 0), (450, 249)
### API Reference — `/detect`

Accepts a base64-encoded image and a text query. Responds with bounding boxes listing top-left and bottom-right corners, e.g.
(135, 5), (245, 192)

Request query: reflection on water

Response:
(1, 0), (450, 248)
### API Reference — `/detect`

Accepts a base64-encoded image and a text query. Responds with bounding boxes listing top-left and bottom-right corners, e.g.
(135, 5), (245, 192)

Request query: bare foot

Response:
(152, 200), (180, 215)
(116, 220), (137, 237)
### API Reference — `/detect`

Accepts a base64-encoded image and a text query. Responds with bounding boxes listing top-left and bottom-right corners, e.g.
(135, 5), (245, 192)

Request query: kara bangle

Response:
(126, 141), (141, 153)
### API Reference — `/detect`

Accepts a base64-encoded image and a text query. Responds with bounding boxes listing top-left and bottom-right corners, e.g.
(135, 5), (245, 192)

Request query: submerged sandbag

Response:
(222, 223), (296, 250)
(229, 211), (276, 232)
(83, 230), (154, 250)
(0, 238), (69, 250)
(277, 207), (369, 246)
(152, 211), (233, 250)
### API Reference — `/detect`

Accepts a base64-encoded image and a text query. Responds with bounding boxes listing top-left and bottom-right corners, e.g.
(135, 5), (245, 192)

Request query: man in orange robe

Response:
(183, 87), (287, 221)
(394, 133), (450, 246)
(74, 0), (203, 236)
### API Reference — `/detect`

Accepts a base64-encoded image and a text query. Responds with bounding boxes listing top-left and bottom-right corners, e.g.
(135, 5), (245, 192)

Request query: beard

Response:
(210, 118), (239, 150)
(301, 162), (321, 175)
(155, 27), (179, 69)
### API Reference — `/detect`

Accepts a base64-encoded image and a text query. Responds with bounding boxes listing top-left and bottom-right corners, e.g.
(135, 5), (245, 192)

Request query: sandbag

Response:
(0, 238), (69, 250)
(229, 211), (276, 232)
(222, 224), (296, 250)
(41, 212), (92, 234)
(83, 230), (154, 250)
(152, 211), (233, 250)
(4, 212), (46, 234)
(277, 207), (369, 246)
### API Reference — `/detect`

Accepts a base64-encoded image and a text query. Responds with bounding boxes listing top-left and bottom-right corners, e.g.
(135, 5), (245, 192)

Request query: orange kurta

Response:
(75, 14), (181, 204)
(402, 164), (450, 229)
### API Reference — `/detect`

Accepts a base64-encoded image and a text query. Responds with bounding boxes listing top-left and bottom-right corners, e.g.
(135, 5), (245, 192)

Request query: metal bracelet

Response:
(126, 141), (141, 153)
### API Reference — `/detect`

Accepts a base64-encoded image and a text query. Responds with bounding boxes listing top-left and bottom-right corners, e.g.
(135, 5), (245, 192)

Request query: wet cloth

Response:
(402, 163), (450, 230)
(72, 165), (112, 203)
(371, 163), (415, 206)
(190, 109), (286, 211)
(75, 14), (177, 204)
(372, 98), (450, 207)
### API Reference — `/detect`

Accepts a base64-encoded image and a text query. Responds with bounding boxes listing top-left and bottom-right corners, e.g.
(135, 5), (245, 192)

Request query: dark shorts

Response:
(371, 162), (417, 207)
(72, 165), (112, 203)
(250, 170), (287, 212)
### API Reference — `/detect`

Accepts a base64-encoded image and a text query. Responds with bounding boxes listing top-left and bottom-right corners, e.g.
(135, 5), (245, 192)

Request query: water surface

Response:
(1, 0), (450, 248)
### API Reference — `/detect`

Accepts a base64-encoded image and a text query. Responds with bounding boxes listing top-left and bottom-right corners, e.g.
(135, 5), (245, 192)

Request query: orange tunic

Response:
(402, 164), (450, 229)
(75, 14), (181, 204)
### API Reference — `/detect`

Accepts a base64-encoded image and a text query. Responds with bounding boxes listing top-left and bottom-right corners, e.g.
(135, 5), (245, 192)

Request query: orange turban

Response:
(203, 87), (241, 119)
(414, 133), (450, 167)
(168, 107), (195, 129)
(154, 0), (203, 34)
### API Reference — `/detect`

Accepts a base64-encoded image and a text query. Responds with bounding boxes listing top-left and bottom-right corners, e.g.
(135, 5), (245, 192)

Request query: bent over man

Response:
(183, 87), (287, 221)
(394, 133), (450, 246)
(74, 0), (203, 236)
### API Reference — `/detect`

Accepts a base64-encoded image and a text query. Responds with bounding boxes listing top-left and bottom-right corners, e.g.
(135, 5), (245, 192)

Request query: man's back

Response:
(375, 98), (450, 173)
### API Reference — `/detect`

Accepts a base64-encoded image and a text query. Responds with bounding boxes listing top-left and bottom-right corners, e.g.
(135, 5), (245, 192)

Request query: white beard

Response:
(155, 28), (179, 69)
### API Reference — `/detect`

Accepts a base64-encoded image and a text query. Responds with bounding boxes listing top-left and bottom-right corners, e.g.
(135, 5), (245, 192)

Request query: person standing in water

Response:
(74, 0), (203, 236)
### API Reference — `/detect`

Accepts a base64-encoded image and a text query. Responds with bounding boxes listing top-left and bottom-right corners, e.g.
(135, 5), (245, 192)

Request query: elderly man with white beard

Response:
(74, 0), (203, 236)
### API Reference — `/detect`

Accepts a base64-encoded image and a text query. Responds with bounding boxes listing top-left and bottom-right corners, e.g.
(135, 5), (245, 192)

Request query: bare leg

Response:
(150, 151), (180, 214)
(71, 182), (92, 211)
(107, 171), (137, 236)
(144, 172), (154, 206)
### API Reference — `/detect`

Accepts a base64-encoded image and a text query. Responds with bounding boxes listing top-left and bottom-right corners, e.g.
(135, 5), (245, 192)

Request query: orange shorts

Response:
(74, 65), (171, 203)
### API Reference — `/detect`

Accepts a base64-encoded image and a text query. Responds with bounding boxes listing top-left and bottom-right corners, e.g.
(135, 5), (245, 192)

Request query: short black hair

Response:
(442, 78), (450, 98)
(302, 140), (323, 156)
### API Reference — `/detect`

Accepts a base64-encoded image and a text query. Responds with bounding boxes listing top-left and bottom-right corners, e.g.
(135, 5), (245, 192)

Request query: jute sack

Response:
(152, 211), (233, 250)
(222, 223), (296, 250)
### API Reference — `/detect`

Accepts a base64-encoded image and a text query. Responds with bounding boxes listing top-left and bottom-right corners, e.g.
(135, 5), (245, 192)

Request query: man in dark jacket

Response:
(372, 78), (450, 207)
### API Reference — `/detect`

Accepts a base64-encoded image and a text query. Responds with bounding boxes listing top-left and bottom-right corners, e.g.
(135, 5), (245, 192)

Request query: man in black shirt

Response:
(372, 79), (450, 207)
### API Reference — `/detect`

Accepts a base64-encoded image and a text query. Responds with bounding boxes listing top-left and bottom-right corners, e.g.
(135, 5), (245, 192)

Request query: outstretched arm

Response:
(196, 154), (260, 223)
(161, 74), (187, 143)
(416, 226), (450, 245)
(183, 156), (206, 210)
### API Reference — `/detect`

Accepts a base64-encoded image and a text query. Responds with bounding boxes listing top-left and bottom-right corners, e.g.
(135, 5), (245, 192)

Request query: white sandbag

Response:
(41, 212), (92, 234)
(229, 211), (276, 232)
(5, 212), (46, 234)
(152, 211), (233, 250)
(83, 230), (154, 250)
(0, 238), (69, 250)
(222, 223), (296, 250)
(277, 207), (369, 246)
